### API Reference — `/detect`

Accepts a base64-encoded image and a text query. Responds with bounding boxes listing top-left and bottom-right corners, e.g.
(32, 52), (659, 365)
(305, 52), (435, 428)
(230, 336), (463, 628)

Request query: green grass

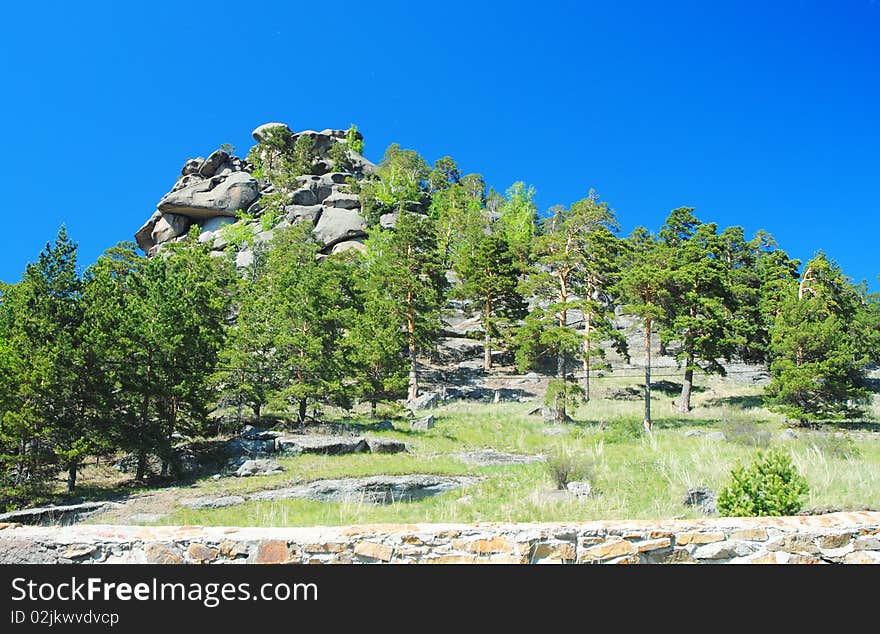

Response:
(77, 374), (880, 527)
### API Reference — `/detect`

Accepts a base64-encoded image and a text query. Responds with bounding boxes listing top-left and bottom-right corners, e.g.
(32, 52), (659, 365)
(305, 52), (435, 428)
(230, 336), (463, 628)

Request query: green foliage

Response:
(359, 210), (444, 400)
(543, 379), (585, 416)
(599, 418), (644, 444)
(219, 143), (235, 155)
(495, 182), (538, 267)
(218, 211), (255, 251)
(545, 448), (595, 489)
(717, 449), (808, 517)
(765, 252), (876, 422)
(327, 141), (353, 173)
(246, 128), (315, 188)
(454, 232), (526, 369)
(657, 208), (741, 411)
(346, 124), (364, 155)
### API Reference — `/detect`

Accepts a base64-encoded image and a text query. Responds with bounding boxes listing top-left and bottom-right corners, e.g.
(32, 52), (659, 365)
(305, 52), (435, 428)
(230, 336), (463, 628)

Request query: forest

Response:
(1, 128), (878, 511)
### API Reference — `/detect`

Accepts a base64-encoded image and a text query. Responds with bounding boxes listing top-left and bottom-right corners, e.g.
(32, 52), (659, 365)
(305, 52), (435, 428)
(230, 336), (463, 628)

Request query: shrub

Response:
(543, 379), (585, 418)
(717, 450), (808, 517)
(545, 449), (594, 490)
(721, 420), (773, 448)
(600, 418), (644, 444)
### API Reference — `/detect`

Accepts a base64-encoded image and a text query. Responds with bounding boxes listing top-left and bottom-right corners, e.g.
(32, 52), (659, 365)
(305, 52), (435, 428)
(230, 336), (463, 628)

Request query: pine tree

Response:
(617, 227), (671, 432)
(658, 208), (740, 413)
(262, 223), (354, 424)
(765, 252), (877, 423)
(455, 232), (527, 371)
(361, 210), (444, 401)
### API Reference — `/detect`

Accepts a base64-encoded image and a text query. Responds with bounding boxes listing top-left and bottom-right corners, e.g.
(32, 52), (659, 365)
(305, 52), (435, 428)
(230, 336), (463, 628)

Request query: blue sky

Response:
(1, 1), (878, 290)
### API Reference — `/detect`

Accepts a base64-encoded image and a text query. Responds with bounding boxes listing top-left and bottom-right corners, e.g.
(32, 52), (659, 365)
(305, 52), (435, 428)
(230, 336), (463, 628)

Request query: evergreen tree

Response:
(346, 259), (410, 414)
(262, 223), (355, 423)
(658, 208), (740, 412)
(765, 252), (877, 422)
(455, 232), (527, 371)
(617, 227), (671, 432)
(362, 210), (444, 401)
(569, 192), (628, 400)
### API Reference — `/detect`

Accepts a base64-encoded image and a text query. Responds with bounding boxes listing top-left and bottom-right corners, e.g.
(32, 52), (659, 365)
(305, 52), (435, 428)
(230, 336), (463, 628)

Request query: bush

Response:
(717, 450), (808, 517)
(545, 449), (594, 490)
(543, 379), (585, 418)
(721, 420), (773, 448)
(600, 418), (644, 444)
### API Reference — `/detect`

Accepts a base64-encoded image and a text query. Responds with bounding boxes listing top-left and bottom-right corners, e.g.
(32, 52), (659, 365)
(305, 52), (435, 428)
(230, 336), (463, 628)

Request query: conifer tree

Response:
(455, 232), (527, 371)
(361, 210), (444, 401)
(617, 227), (671, 432)
(658, 208), (740, 412)
(765, 252), (878, 422)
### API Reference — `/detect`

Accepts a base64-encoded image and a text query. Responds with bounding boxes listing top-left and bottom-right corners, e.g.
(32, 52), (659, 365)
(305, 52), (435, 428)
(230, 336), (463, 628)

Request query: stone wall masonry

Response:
(1, 512), (879, 564)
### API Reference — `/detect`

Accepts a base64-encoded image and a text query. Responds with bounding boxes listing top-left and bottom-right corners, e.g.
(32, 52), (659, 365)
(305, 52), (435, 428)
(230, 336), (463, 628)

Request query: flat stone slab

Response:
(456, 450), (545, 466)
(185, 475), (477, 509)
(277, 435), (369, 455)
(0, 501), (121, 526)
(250, 475), (478, 504)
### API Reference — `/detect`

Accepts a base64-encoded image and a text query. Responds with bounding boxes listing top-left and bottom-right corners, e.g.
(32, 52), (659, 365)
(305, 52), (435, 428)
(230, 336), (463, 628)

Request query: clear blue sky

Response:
(1, 1), (877, 290)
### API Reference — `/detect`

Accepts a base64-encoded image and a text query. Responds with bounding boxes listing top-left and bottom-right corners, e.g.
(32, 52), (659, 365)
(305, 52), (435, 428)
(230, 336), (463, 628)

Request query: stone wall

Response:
(1, 512), (879, 564)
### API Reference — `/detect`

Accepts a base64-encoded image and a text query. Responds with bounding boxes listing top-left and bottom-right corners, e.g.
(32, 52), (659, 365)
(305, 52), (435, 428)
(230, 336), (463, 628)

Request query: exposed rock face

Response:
(135, 123), (377, 262)
(158, 172), (260, 220)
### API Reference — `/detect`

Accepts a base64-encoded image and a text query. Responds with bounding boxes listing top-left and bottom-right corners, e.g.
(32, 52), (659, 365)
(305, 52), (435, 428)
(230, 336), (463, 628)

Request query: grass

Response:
(70, 373), (880, 527)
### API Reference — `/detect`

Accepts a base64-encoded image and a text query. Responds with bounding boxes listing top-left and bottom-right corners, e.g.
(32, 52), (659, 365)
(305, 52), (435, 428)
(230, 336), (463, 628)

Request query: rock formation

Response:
(134, 124), (377, 262)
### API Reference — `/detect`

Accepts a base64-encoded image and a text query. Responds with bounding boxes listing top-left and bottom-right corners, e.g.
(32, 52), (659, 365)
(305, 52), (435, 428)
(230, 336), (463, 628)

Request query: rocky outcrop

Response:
(135, 123), (378, 262)
(3, 511), (880, 564)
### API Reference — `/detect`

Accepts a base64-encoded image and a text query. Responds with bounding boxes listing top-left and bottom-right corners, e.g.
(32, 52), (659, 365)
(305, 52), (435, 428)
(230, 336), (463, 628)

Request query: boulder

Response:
(197, 216), (235, 244)
(379, 212), (397, 229)
(322, 191), (360, 210)
(198, 149), (230, 178)
(683, 487), (717, 515)
(235, 249), (254, 269)
(313, 208), (367, 247)
(566, 481), (592, 497)
(411, 415), (435, 431)
(158, 172), (260, 219)
(374, 420), (395, 431)
(240, 425), (283, 441)
(407, 392), (440, 410)
(181, 158), (204, 176)
(151, 213), (190, 243)
(290, 187), (318, 206)
(135, 210), (162, 253)
(285, 204), (323, 225)
(235, 459), (284, 477)
(330, 240), (366, 255)
(276, 435), (369, 455)
(366, 438), (408, 454)
(252, 122), (293, 143)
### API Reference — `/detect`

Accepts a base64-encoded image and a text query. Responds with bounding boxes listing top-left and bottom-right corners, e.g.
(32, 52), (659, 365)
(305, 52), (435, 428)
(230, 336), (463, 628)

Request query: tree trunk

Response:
(135, 449), (147, 481)
(161, 396), (178, 478)
(407, 290), (419, 401)
(483, 299), (493, 371)
(298, 398), (308, 425)
(370, 400), (377, 418)
(679, 351), (694, 413)
(66, 464), (77, 494)
(644, 317), (653, 433)
(582, 311), (592, 401)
